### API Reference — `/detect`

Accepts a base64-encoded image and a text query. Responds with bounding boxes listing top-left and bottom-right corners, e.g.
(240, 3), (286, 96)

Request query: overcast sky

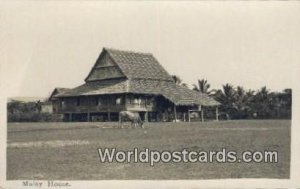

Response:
(1, 1), (300, 97)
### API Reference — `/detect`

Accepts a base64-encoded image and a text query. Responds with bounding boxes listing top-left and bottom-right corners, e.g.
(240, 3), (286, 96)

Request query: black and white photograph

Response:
(1, 1), (300, 188)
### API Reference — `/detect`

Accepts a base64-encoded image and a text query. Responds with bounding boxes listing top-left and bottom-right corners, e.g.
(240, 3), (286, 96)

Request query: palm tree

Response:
(193, 79), (212, 95)
(282, 89), (292, 107)
(171, 75), (188, 87)
(36, 100), (42, 114)
(245, 89), (256, 117)
(252, 86), (272, 118)
(234, 86), (254, 118)
(172, 75), (182, 85)
(269, 88), (292, 118)
(213, 83), (237, 119)
(281, 88), (292, 118)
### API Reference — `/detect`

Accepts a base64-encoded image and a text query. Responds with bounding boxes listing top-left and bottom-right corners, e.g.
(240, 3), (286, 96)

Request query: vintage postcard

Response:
(1, 1), (300, 188)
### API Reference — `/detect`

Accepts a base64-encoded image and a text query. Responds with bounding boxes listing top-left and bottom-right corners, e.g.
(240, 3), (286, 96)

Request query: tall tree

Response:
(252, 86), (272, 118)
(281, 88), (292, 118)
(269, 88), (292, 118)
(234, 86), (255, 119)
(193, 79), (212, 95)
(282, 88), (292, 107)
(213, 84), (237, 119)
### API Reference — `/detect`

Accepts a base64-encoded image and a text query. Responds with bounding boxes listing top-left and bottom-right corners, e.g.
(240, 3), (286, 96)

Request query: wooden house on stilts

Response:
(51, 48), (220, 122)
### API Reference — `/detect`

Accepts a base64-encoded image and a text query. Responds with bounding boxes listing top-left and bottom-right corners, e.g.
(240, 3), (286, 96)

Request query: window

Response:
(116, 97), (122, 105)
(76, 98), (80, 106)
(98, 98), (102, 106)
(90, 97), (98, 106)
(146, 97), (154, 106)
(134, 98), (142, 105)
(61, 100), (65, 107)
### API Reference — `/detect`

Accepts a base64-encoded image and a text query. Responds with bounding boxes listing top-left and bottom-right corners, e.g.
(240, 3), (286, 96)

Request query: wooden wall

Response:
(56, 94), (157, 114)
(86, 53), (125, 82)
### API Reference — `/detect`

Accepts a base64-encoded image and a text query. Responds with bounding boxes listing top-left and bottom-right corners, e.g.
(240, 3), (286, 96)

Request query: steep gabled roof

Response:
(85, 48), (173, 82)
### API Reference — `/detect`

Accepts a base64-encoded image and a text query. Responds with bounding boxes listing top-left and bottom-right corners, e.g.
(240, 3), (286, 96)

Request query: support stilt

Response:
(108, 112), (111, 122)
(201, 107), (204, 123)
(144, 112), (148, 122)
(216, 107), (219, 121)
(174, 105), (177, 123)
(87, 96), (90, 122)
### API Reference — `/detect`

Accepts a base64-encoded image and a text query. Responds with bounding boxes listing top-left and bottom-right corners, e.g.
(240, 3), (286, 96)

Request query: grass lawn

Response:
(7, 120), (290, 180)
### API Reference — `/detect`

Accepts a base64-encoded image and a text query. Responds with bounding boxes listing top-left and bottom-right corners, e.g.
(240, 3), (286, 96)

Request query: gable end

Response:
(85, 49), (126, 82)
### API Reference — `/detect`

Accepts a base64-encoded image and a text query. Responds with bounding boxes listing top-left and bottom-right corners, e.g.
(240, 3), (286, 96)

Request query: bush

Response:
(8, 112), (63, 122)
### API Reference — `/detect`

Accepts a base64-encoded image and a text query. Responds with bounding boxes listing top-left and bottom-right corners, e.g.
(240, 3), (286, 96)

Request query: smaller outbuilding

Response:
(49, 88), (71, 114)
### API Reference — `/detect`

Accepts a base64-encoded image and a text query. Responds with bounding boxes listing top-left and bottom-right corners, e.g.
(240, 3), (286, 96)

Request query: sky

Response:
(1, 1), (300, 97)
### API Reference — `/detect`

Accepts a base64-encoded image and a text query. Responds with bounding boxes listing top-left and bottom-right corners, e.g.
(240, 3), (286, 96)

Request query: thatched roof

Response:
(130, 79), (220, 106)
(56, 79), (220, 106)
(105, 48), (173, 81)
(56, 80), (128, 97)
(55, 48), (220, 106)
(85, 48), (173, 82)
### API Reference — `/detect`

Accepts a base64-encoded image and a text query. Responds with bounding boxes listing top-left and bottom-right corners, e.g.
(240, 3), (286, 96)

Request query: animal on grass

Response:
(119, 111), (144, 128)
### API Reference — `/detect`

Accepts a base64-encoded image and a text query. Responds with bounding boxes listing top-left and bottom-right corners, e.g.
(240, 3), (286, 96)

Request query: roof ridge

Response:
(55, 87), (70, 90)
(131, 78), (174, 82)
(103, 47), (153, 56)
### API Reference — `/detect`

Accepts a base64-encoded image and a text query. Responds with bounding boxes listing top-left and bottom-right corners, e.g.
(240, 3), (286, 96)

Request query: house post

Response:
(87, 96), (90, 122)
(216, 106), (219, 121)
(124, 94), (127, 111)
(144, 111), (148, 122)
(174, 104), (177, 123)
(188, 110), (191, 122)
(69, 113), (72, 122)
(107, 95), (111, 121)
(108, 112), (111, 122)
(201, 106), (204, 123)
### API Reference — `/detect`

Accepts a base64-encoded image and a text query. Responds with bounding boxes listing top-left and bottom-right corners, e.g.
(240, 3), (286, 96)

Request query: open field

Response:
(7, 120), (290, 180)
